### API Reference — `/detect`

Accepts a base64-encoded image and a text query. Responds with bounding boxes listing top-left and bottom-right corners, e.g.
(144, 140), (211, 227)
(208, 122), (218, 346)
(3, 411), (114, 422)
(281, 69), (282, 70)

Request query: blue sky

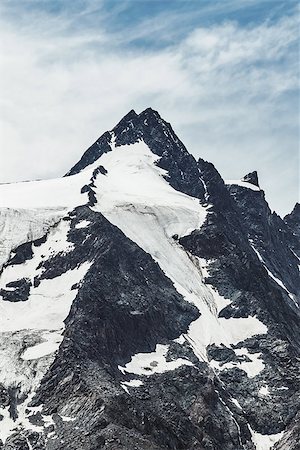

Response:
(0, 0), (298, 216)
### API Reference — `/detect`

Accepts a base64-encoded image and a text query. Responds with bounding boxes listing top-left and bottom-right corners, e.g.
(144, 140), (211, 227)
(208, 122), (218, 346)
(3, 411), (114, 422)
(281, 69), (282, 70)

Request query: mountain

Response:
(0, 108), (299, 450)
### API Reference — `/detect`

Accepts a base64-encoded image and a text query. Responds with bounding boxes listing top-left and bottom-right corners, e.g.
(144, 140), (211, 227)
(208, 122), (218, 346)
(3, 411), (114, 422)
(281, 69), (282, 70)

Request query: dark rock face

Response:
(1, 108), (299, 449)
(0, 278), (31, 302)
(66, 131), (112, 176)
(5, 234), (47, 268)
(227, 184), (300, 303)
(285, 203), (300, 234)
(284, 203), (300, 255)
(242, 171), (259, 187)
(3, 431), (44, 450)
(6, 242), (33, 266)
(274, 411), (300, 450)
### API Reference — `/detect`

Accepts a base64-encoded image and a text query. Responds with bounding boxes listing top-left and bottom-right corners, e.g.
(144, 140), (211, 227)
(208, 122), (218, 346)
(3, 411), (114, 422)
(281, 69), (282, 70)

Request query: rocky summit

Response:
(0, 108), (299, 450)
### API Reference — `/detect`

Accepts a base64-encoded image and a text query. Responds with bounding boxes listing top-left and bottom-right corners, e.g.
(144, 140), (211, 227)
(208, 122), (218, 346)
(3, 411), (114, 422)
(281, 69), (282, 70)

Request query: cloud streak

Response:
(0, 0), (298, 216)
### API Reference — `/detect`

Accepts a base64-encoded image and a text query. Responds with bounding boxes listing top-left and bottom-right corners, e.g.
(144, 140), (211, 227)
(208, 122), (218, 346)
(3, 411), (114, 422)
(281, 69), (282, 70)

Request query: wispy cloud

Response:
(0, 0), (298, 216)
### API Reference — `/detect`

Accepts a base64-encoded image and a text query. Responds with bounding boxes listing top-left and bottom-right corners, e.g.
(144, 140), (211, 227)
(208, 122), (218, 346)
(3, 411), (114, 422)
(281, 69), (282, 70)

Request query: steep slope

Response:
(179, 161), (300, 447)
(284, 203), (300, 256)
(0, 108), (299, 450)
(285, 203), (300, 239)
(226, 174), (300, 306)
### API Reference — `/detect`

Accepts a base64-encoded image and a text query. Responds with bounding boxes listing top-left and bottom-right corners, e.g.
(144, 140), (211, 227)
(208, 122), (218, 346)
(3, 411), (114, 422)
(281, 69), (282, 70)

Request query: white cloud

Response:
(0, 3), (298, 216)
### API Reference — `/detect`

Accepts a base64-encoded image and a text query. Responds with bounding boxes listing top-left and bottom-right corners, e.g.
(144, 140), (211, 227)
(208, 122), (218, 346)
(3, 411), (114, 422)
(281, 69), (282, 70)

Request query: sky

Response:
(0, 0), (299, 216)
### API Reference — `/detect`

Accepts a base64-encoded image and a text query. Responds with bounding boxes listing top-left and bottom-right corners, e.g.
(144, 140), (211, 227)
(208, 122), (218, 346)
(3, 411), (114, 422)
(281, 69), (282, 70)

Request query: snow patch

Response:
(118, 344), (193, 376)
(75, 220), (90, 229)
(231, 398), (242, 409)
(210, 348), (265, 378)
(0, 392), (55, 444)
(60, 415), (76, 422)
(173, 335), (186, 345)
(21, 332), (63, 360)
(226, 180), (260, 191)
(122, 379), (143, 387)
(258, 385), (270, 397)
(248, 425), (284, 450)
(120, 379), (143, 393)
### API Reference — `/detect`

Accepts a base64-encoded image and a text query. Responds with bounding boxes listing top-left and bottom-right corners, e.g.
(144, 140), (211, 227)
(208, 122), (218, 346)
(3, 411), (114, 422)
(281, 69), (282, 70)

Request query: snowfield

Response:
(0, 171), (91, 209)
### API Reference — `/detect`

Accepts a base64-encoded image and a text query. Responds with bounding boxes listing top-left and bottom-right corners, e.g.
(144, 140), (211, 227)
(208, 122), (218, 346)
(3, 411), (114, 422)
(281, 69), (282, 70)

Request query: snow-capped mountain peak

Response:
(0, 109), (299, 450)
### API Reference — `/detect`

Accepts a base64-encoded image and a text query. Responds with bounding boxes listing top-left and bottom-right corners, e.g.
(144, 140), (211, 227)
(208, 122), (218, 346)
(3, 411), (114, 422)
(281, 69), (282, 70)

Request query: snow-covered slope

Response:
(0, 172), (91, 209)
(91, 139), (268, 367)
(0, 214), (91, 442)
(0, 169), (96, 442)
(0, 208), (65, 270)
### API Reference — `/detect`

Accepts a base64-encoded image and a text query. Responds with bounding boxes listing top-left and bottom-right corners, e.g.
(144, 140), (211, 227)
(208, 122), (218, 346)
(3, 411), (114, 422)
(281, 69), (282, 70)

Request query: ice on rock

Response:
(231, 398), (242, 409)
(118, 344), (193, 376)
(0, 391), (55, 443)
(225, 180), (261, 191)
